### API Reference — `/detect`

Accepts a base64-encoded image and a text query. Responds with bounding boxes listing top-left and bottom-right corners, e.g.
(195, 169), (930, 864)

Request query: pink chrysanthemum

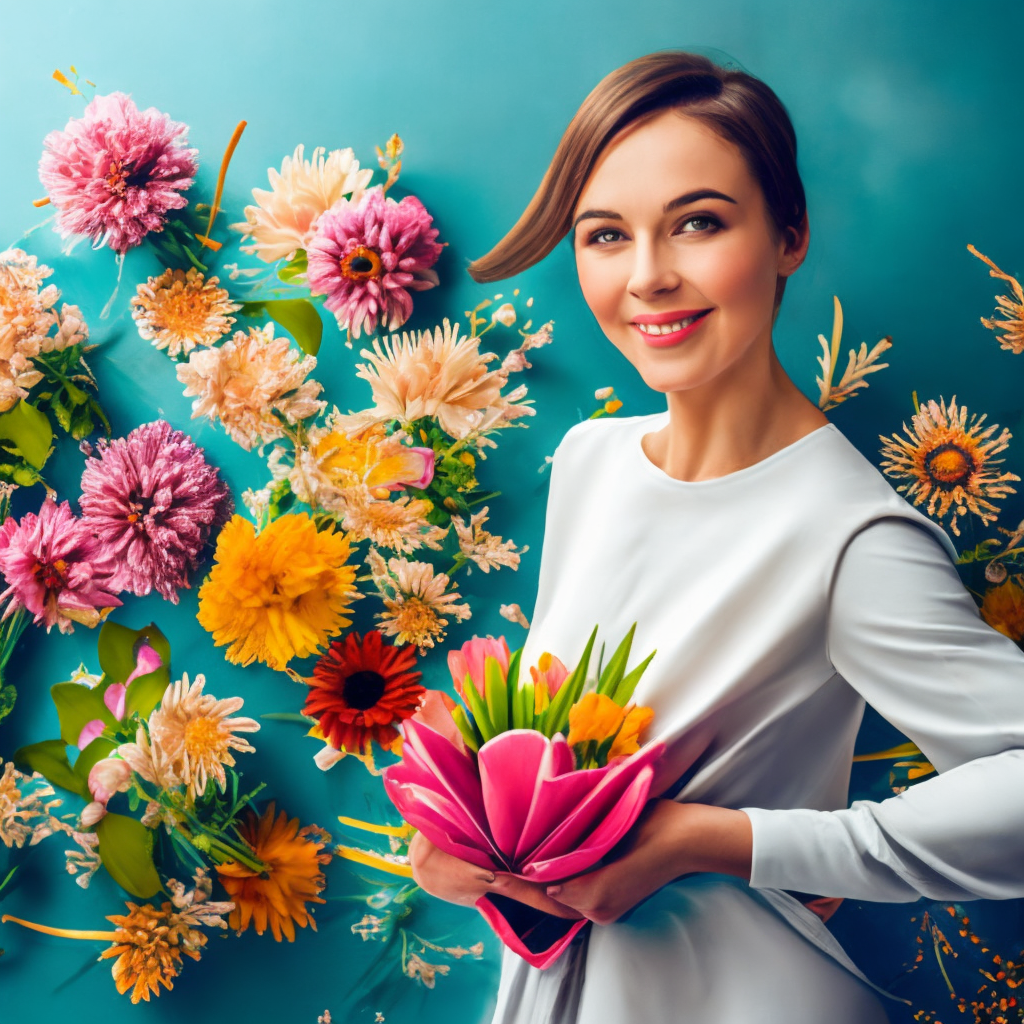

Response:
(79, 420), (233, 602)
(306, 186), (443, 339)
(0, 498), (122, 634)
(39, 92), (198, 255)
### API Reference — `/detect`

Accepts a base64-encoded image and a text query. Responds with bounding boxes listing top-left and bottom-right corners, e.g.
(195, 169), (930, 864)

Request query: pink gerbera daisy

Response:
(39, 92), (198, 255)
(79, 420), (233, 602)
(306, 186), (443, 339)
(0, 498), (121, 634)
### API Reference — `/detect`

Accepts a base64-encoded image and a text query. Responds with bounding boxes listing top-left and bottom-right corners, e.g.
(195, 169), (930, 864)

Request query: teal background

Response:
(2, 1), (1024, 1021)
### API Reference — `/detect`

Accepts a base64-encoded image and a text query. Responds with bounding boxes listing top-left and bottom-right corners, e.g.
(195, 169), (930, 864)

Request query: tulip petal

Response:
(478, 730), (551, 860)
(475, 894), (589, 969)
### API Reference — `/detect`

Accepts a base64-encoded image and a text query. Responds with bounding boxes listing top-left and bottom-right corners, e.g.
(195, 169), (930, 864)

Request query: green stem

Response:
(931, 927), (956, 996)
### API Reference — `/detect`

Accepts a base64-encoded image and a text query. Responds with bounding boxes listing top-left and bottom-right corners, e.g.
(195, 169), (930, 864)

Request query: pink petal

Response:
(475, 894), (588, 970)
(77, 719), (106, 750)
(103, 684), (126, 720)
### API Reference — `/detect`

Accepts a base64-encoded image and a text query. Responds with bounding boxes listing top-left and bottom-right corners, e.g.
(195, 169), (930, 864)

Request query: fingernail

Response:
(483, 872), (495, 883)
(546, 885), (561, 896)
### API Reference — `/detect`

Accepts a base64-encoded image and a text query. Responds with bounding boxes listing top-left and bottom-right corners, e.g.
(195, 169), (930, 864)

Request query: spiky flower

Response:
(366, 547), (471, 652)
(306, 186), (442, 339)
(233, 144), (374, 264)
(879, 396), (1020, 536)
(0, 761), (63, 848)
(146, 673), (259, 801)
(79, 420), (232, 602)
(39, 92), (198, 254)
(451, 505), (522, 573)
(197, 513), (358, 670)
(969, 244), (1024, 354)
(332, 319), (532, 441)
(216, 803), (332, 942)
(176, 323), (325, 451)
(130, 268), (239, 358)
(0, 497), (121, 633)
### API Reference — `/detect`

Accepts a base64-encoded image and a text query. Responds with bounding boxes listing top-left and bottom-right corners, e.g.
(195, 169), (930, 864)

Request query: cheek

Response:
(694, 235), (778, 313)
(576, 255), (625, 326)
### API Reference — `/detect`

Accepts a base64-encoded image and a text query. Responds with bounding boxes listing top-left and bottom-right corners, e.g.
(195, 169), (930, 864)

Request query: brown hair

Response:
(467, 51), (806, 284)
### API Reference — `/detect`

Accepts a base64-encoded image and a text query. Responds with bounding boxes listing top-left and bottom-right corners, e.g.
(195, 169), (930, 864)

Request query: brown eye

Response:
(679, 215), (716, 233)
(587, 228), (623, 245)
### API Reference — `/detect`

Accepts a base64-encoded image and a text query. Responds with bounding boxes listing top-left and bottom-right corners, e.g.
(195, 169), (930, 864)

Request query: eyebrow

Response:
(571, 189), (738, 233)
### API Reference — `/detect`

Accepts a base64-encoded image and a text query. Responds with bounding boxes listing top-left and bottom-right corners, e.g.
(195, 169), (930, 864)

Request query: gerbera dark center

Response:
(342, 669), (387, 710)
(340, 245), (383, 282)
(925, 442), (975, 489)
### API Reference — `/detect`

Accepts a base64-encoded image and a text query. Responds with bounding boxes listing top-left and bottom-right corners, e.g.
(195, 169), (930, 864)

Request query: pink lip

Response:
(631, 309), (713, 348)
(631, 308), (710, 325)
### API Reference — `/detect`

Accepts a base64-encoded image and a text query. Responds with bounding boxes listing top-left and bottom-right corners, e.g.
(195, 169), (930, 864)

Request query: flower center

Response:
(33, 558), (68, 591)
(106, 159), (147, 197)
(342, 670), (387, 710)
(340, 246), (383, 282)
(925, 442), (975, 489)
(184, 716), (226, 760)
(126, 493), (153, 526)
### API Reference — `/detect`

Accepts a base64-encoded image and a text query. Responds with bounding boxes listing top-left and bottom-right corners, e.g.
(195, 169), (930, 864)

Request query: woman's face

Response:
(572, 109), (806, 396)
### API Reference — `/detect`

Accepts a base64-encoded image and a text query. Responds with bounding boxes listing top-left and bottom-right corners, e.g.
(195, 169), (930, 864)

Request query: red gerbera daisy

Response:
(303, 630), (425, 754)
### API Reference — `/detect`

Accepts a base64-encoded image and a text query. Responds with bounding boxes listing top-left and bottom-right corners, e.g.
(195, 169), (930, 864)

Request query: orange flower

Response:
(216, 803), (332, 942)
(608, 705), (655, 760)
(981, 578), (1024, 643)
(567, 693), (626, 747)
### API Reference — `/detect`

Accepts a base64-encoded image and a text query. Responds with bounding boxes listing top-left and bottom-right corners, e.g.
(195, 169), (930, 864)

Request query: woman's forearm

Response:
(652, 800), (754, 882)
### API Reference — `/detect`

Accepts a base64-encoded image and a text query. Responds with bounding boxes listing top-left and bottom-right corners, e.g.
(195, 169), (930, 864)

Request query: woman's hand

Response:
(544, 800), (753, 926)
(408, 831), (584, 920)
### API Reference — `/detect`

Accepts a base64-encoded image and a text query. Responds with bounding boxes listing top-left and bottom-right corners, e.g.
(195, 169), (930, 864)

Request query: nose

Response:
(627, 234), (681, 302)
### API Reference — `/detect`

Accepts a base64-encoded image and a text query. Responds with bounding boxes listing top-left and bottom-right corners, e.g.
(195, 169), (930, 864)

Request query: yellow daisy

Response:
(197, 513), (358, 670)
(879, 395), (1020, 536)
(130, 268), (239, 358)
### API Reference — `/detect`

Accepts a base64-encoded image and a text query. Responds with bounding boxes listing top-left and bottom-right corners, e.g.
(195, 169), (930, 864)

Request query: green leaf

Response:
(461, 673), (495, 742)
(543, 625), (599, 738)
(73, 736), (118, 784)
(484, 656), (508, 735)
(13, 739), (88, 797)
(51, 680), (116, 747)
(450, 705), (480, 752)
(611, 649), (657, 705)
(0, 682), (15, 725)
(0, 401), (53, 470)
(97, 621), (171, 720)
(597, 623), (637, 699)
(277, 249), (308, 285)
(264, 299), (323, 356)
(51, 393), (73, 433)
(95, 812), (162, 898)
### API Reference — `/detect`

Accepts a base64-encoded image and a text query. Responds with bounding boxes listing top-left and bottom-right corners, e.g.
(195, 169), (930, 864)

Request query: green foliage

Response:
(51, 679), (117, 746)
(13, 738), (88, 798)
(240, 298), (323, 355)
(0, 400), (53, 484)
(95, 812), (162, 898)
(97, 620), (171, 719)
(277, 249), (308, 285)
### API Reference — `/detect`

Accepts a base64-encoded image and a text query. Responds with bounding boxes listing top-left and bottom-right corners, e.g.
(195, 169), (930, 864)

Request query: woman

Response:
(410, 51), (1024, 1022)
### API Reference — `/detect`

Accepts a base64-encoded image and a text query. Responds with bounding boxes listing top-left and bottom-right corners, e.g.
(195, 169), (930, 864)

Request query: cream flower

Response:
(147, 673), (259, 801)
(340, 485), (448, 553)
(367, 548), (471, 651)
(0, 760), (63, 848)
(451, 505), (523, 573)
(333, 319), (515, 440)
(233, 144), (374, 264)
(176, 323), (325, 450)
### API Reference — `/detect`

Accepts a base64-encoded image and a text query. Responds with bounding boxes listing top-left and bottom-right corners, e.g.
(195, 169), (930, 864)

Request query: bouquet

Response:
(382, 624), (664, 968)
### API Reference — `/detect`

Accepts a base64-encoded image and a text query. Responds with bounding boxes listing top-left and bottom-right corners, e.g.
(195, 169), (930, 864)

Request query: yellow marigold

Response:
(981, 578), (1024, 643)
(197, 514), (357, 670)
(216, 803), (332, 942)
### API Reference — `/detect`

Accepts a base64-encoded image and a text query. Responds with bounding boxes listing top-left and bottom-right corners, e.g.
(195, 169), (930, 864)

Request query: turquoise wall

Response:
(2, 2), (1023, 1021)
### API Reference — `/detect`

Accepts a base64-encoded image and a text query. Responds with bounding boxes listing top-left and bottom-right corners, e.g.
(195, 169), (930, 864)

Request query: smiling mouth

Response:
(632, 309), (712, 336)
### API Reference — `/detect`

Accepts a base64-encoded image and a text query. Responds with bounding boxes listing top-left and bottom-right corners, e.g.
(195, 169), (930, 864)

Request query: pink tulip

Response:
(382, 706), (663, 969)
(83, 756), (132, 825)
(446, 635), (511, 701)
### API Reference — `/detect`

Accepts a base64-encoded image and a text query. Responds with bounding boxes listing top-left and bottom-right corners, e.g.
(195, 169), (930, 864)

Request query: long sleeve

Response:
(743, 515), (1024, 902)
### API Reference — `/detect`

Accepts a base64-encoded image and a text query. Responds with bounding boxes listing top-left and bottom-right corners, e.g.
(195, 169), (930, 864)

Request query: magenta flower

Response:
(382, 708), (664, 969)
(79, 420), (232, 602)
(306, 186), (443, 339)
(0, 498), (121, 634)
(39, 92), (198, 255)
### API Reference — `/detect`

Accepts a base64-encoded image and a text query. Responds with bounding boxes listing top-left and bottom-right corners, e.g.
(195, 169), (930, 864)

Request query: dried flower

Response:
(233, 144), (373, 264)
(39, 92), (198, 254)
(304, 630), (424, 756)
(64, 828), (101, 888)
(79, 420), (232, 602)
(0, 761), (63, 848)
(367, 549), (471, 651)
(499, 603), (530, 629)
(816, 297), (891, 411)
(879, 396), (1020, 537)
(307, 186), (443, 339)
(339, 486), (447, 554)
(969, 243), (1024, 354)
(147, 673), (259, 801)
(176, 324), (325, 451)
(451, 505), (523, 573)
(0, 497), (121, 633)
(197, 513), (358, 669)
(130, 268), (239, 357)
(405, 951), (450, 988)
(216, 803), (332, 942)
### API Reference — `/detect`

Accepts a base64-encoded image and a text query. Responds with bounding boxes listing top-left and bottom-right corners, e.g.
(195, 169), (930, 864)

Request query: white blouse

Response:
(491, 409), (1024, 1024)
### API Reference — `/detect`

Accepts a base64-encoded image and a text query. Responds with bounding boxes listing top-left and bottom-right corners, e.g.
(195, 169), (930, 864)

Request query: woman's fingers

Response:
(488, 873), (586, 919)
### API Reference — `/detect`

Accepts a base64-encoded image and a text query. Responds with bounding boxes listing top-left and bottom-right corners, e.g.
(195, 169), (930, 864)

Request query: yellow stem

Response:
(198, 120), (247, 250)
(2, 914), (117, 942)
(338, 815), (412, 837)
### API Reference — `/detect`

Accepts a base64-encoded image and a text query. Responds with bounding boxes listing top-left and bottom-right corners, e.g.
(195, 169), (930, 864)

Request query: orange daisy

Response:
(879, 395), (1020, 536)
(216, 803), (332, 942)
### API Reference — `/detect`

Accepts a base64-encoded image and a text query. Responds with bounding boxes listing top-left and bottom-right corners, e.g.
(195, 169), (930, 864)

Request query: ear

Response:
(778, 213), (810, 278)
